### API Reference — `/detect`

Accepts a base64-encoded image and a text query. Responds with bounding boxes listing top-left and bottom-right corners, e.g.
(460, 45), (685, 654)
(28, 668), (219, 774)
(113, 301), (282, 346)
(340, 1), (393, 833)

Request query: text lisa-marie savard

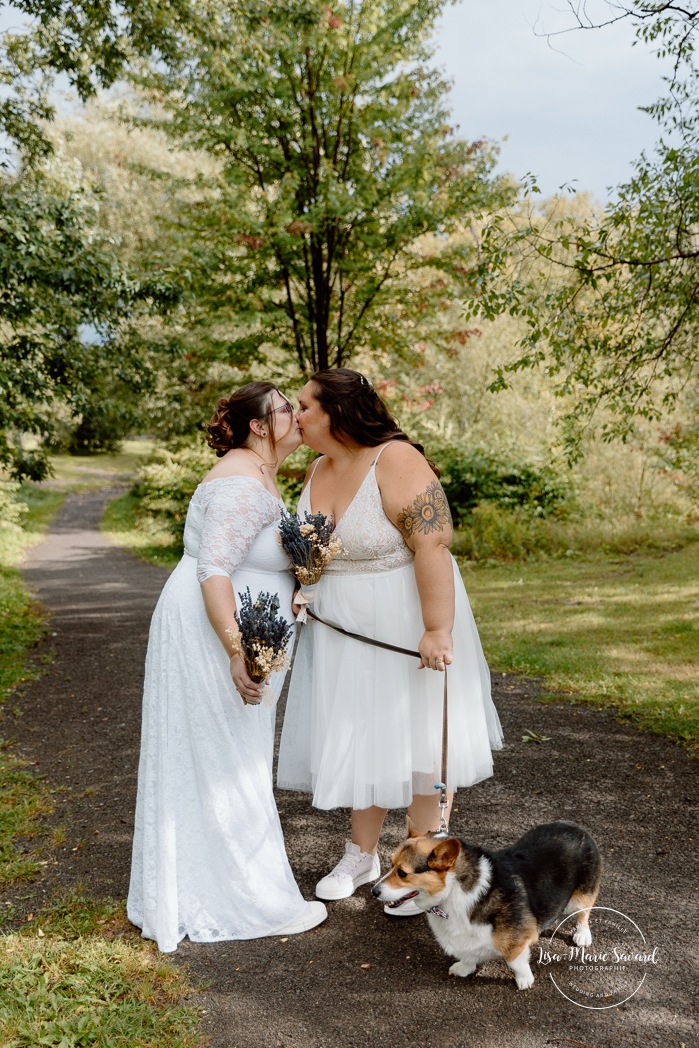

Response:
(537, 946), (659, 970)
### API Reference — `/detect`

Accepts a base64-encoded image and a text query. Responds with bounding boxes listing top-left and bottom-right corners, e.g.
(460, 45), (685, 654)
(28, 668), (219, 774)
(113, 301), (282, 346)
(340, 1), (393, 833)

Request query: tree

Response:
(134, 0), (511, 375)
(468, 2), (699, 450)
(0, 0), (195, 164)
(0, 155), (178, 478)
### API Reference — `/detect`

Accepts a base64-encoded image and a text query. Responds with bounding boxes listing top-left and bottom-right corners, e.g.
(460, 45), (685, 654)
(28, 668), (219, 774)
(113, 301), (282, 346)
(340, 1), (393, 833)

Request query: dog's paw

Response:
(515, 969), (535, 991)
(448, 960), (477, 978)
(573, 924), (592, 947)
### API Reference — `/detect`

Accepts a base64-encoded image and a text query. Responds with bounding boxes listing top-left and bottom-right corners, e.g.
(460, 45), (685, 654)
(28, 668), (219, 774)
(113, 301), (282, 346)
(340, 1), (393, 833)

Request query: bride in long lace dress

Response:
(278, 369), (503, 916)
(127, 383), (326, 952)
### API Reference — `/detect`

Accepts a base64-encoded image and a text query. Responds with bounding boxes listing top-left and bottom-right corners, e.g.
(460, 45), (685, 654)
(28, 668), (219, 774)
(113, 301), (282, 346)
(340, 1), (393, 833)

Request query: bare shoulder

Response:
(201, 465), (261, 483)
(375, 440), (435, 483)
(376, 439), (429, 467)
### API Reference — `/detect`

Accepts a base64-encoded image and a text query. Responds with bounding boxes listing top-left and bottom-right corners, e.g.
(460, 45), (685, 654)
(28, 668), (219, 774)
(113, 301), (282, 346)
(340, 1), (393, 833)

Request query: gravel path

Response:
(10, 487), (698, 1048)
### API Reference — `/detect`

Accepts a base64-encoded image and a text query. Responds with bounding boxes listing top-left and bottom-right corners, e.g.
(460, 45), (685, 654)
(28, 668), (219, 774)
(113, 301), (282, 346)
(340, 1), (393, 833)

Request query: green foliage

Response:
(275, 444), (316, 508)
(0, 0), (196, 165)
(67, 399), (132, 455)
(452, 503), (557, 562)
(133, 0), (512, 375)
(0, 156), (180, 479)
(434, 445), (571, 526)
(656, 411), (699, 507)
(0, 483), (27, 531)
(466, 5), (699, 452)
(132, 443), (214, 540)
(453, 502), (697, 564)
(0, 485), (62, 706)
(102, 491), (182, 569)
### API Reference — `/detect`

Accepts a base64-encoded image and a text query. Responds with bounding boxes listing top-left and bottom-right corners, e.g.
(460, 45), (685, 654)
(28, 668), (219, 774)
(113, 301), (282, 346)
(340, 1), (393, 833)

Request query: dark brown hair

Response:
(309, 368), (440, 476)
(206, 382), (280, 457)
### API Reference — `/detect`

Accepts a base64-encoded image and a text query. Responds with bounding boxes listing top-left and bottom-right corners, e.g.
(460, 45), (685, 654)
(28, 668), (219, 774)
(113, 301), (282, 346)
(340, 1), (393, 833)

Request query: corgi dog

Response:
(371, 820), (601, 991)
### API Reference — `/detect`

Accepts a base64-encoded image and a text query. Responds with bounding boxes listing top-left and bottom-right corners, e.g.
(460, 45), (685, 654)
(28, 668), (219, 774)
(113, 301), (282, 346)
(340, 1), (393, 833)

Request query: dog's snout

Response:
(370, 884), (381, 898)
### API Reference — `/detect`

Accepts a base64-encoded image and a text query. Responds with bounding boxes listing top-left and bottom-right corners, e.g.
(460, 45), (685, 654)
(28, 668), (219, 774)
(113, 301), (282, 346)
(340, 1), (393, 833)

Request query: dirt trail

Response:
(10, 487), (698, 1048)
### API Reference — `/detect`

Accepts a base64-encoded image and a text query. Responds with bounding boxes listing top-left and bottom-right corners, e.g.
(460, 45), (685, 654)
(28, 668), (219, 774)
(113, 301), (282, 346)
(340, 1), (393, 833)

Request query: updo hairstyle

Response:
(206, 381), (279, 457)
(309, 368), (440, 476)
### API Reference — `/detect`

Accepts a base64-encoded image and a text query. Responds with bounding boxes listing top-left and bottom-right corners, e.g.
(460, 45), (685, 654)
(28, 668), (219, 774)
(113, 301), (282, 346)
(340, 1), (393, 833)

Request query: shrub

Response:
(68, 401), (132, 454)
(133, 444), (214, 538)
(433, 445), (571, 526)
(0, 483), (28, 563)
(451, 503), (559, 562)
(276, 445), (316, 508)
(656, 414), (699, 509)
(0, 483), (27, 532)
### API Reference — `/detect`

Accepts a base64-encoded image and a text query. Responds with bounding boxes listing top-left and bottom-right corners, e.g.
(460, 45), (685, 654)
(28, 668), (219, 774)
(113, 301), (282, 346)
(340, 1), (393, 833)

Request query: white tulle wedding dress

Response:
(127, 476), (307, 953)
(278, 448), (503, 810)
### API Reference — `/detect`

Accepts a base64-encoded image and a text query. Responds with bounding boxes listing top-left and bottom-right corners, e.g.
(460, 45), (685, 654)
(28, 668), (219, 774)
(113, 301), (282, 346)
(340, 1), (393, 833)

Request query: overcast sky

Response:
(435, 0), (672, 200)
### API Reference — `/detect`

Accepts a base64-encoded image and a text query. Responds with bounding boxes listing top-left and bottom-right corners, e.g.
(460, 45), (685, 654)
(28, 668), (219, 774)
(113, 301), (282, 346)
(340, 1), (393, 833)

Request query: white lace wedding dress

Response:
(127, 476), (307, 953)
(278, 448), (504, 810)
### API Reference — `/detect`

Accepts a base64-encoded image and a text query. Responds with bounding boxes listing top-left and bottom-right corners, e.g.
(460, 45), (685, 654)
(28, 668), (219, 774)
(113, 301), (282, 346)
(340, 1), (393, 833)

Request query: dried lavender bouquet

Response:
(278, 510), (343, 621)
(226, 588), (293, 706)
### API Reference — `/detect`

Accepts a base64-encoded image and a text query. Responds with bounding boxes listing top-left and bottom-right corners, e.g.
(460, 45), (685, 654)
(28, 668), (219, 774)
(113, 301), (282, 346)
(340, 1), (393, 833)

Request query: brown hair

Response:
(205, 382), (280, 457)
(309, 368), (440, 476)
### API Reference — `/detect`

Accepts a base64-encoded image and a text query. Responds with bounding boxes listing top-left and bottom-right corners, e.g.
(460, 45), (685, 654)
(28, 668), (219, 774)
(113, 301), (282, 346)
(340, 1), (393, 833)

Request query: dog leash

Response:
(306, 609), (450, 836)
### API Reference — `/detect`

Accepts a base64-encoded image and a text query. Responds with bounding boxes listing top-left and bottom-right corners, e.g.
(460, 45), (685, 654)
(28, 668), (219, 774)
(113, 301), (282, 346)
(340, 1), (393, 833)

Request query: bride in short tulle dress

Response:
(278, 444), (503, 811)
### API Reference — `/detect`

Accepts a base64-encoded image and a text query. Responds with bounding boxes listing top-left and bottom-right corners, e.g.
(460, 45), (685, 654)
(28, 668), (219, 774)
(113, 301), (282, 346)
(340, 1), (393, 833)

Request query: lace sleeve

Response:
(196, 478), (280, 584)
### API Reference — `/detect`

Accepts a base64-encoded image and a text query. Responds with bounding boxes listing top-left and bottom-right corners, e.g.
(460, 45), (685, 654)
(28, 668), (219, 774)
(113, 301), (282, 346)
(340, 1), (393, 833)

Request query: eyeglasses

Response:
(271, 401), (294, 417)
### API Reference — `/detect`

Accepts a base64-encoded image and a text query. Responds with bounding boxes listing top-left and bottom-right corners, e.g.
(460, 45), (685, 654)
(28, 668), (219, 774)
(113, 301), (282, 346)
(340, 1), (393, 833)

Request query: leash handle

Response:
(306, 609), (450, 834)
(436, 668), (449, 835)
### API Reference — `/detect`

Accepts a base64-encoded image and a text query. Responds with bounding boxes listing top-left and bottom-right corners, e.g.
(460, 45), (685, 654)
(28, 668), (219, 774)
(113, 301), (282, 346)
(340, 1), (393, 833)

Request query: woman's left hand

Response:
(418, 629), (453, 672)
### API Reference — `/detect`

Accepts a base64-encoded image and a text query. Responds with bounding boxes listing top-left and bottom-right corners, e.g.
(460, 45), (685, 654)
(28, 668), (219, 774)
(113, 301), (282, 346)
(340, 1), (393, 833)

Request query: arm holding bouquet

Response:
(197, 485), (284, 705)
(225, 588), (293, 707)
(200, 576), (263, 704)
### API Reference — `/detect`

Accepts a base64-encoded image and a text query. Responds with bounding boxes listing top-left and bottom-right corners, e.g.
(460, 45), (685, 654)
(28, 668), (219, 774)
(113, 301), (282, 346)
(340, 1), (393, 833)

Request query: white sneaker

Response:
(315, 842), (381, 900)
(274, 901), (327, 936)
(384, 898), (423, 917)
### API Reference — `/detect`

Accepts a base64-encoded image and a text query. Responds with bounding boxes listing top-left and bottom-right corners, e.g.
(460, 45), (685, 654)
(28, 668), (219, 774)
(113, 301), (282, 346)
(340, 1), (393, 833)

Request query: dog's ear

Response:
(406, 816), (423, 839)
(427, 837), (461, 872)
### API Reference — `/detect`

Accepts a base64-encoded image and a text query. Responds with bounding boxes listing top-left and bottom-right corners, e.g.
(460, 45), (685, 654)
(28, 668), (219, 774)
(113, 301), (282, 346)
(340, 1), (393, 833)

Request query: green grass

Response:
(463, 539), (699, 752)
(45, 439), (157, 489)
(0, 460), (203, 1047)
(0, 919), (202, 1047)
(0, 488), (65, 705)
(0, 487), (67, 884)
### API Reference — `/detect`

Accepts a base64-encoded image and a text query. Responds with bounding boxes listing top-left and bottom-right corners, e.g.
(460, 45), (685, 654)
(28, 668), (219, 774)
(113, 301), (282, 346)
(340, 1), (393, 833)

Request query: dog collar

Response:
(428, 905), (449, 919)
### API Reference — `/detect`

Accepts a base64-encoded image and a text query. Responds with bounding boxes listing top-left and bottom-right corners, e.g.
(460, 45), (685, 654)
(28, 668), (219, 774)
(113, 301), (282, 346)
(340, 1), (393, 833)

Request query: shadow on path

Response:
(9, 488), (698, 1048)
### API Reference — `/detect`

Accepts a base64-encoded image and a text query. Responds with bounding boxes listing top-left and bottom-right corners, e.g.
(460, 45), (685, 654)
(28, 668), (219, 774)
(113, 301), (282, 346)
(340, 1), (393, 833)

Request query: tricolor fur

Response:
(371, 820), (601, 990)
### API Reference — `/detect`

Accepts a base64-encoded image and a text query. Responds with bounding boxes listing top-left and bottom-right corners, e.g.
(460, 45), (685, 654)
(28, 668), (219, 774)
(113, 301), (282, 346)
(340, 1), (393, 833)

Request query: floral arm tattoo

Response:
(396, 481), (452, 538)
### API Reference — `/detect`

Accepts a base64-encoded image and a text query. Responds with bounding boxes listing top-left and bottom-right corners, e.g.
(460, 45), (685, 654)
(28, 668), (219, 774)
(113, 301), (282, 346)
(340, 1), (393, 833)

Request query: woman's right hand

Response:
(230, 654), (265, 705)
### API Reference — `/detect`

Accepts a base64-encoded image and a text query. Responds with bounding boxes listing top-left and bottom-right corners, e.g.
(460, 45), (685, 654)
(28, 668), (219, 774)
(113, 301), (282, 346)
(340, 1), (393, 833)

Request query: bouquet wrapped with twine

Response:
(226, 588), (293, 706)
(278, 510), (344, 622)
